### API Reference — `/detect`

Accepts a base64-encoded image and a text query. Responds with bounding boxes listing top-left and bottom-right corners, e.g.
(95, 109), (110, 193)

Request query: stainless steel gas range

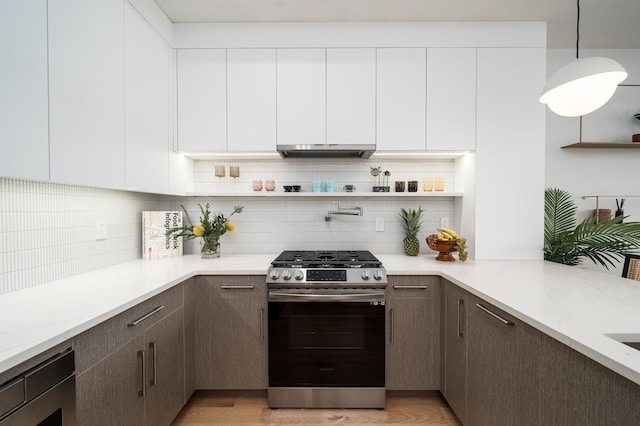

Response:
(266, 250), (387, 409)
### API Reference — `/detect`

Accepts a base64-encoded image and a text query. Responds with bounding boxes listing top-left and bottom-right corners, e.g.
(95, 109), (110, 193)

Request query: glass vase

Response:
(200, 235), (220, 259)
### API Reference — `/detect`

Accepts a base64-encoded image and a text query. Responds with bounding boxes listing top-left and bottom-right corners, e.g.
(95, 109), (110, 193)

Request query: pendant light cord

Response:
(576, 0), (580, 59)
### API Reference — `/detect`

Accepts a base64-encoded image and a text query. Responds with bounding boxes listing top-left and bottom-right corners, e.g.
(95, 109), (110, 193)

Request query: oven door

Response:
(268, 289), (385, 389)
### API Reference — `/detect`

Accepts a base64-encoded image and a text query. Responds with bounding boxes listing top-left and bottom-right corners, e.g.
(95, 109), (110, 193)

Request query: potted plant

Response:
(544, 188), (640, 268)
(166, 203), (243, 258)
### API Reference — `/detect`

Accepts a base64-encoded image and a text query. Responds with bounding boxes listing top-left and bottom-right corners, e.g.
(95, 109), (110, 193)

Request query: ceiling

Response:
(153, 0), (640, 49)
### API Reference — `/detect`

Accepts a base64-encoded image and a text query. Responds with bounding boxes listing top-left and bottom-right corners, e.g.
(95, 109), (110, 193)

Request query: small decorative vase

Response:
(200, 235), (220, 259)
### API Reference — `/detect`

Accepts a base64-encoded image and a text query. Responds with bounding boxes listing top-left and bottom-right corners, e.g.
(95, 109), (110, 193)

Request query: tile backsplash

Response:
(1, 158), (455, 294)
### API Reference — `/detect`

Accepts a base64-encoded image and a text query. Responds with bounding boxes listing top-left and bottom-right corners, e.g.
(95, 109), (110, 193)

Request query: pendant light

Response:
(539, 0), (628, 117)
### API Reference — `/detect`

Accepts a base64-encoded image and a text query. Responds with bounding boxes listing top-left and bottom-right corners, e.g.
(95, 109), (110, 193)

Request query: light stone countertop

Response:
(1, 253), (640, 388)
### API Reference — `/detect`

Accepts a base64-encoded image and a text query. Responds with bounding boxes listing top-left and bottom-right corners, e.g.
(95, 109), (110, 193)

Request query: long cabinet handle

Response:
(475, 303), (514, 326)
(137, 349), (145, 397)
(389, 308), (394, 344)
(260, 308), (265, 343)
(221, 285), (255, 289)
(457, 299), (465, 338)
(128, 305), (165, 327)
(393, 285), (428, 289)
(149, 341), (157, 386)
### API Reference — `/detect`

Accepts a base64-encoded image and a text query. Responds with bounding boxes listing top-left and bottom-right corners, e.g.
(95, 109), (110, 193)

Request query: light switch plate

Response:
(375, 217), (384, 232)
(96, 220), (107, 240)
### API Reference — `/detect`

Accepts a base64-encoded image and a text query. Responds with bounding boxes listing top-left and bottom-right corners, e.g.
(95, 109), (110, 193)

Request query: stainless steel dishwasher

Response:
(0, 348), (76, 425)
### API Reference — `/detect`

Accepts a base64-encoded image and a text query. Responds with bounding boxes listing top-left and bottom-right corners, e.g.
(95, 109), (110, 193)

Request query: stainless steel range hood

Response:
(277, 144), (375, 159)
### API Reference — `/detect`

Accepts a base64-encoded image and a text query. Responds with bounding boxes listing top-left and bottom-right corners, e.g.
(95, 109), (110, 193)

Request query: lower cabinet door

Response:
(76, 335), (145, 426)
(144, 308), (185, 426)
(443, 283), (467, 424)
(195, 276), (268, 389)
(467, 297), (541, 426)
(385, 277), (440, 390)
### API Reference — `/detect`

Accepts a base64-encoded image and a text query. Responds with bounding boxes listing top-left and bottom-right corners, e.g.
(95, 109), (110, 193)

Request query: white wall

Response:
(545, 48), (640, 274)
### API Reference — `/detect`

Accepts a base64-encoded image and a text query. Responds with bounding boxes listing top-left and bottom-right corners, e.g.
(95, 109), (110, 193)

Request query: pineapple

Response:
(399, 207), (423, 256)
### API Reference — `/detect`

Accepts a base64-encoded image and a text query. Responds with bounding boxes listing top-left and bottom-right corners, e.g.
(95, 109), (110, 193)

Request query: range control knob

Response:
(373, 270), (384, 281)
(361, 270), (371, 280)
(294, 270), (305, 280)
(282, 270), (292, 280)
(269, 270), (280, 280)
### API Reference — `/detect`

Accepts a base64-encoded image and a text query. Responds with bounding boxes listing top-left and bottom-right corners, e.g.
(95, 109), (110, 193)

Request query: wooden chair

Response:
(622, 254), (640, 281)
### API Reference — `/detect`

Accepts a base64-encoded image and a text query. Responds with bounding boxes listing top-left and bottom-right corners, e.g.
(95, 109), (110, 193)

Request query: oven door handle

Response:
(268, 290), (385, 302)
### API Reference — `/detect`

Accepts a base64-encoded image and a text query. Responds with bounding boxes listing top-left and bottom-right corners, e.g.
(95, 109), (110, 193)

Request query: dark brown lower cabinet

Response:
(386, 276), (441, 390)
(441, 282), (468, 424)
(540, 333), (640, 426)
(74, 285), (185, 426)
(466, 296), (541, 426)
(194, 276), (268, 389)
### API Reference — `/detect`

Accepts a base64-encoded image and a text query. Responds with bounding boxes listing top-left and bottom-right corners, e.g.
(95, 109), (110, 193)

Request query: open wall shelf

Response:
(562, 142), (640, 149)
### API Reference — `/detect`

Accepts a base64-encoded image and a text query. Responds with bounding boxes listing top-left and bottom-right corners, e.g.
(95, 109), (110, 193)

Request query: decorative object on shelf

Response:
(434, 177), (445, 191)
(423, 178), (433, 192)
(593, 208), (611, 224)
(230, 166), (240, 178)
(399, 207), (423, 256)
(539, 0), (627, 117)
(166, 203), (243, 259)
(634, 113), (640, 142)
(343, 184), (356, 192)
(252, 180), (263, 191)
(215, 165), (226, 178)
(616, 198), (625, 223)
(408, 181), (418, 192)
(544, 188), (640, 269)
(265, 180), (275, 191)
(371, 167), (390, 192)
(427, 228), (468, 262)
(325, 181), (335, 192)
(395, 181), (405, 192)
(312, 181), (322, 192)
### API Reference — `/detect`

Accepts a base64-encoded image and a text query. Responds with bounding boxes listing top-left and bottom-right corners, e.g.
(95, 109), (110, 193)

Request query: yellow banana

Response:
(438, 228), (459, 239)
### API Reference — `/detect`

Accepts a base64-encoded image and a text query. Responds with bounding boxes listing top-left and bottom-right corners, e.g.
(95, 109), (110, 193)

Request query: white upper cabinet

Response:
(326, 48), (376, 146)
(124, 2), (172, 194)
(0, 0), (49, 181)
(177, 49), (227, 152)
(426, 48), (477, 151)
(276, 49), (326, 145)
(376, 48), (427, 151)
(227, 49), (276, 151)
(48, 0), (125, 189)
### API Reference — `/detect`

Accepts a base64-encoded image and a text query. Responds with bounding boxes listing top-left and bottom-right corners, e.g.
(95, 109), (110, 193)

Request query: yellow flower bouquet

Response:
(166, 203), (243, 258)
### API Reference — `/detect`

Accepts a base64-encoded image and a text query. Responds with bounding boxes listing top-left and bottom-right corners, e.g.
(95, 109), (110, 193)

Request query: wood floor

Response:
(171, 391), (463, 425)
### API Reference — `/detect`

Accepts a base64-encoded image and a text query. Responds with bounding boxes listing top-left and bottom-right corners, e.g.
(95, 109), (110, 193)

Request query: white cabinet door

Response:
(227, 49), (276, 151)
(124, 2), (171, 194)
(177, 49), (227, 152)
(326, 48), (376, 146)
(377, 48), (426, 151)
(0, 0), (49, 181)
(276, 49), (326, 145)
(426, 48), (476, 151)
(48, 0), (125, 189)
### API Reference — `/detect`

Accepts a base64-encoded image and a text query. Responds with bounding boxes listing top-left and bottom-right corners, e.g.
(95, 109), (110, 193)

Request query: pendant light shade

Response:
(540, 57), (628, 117)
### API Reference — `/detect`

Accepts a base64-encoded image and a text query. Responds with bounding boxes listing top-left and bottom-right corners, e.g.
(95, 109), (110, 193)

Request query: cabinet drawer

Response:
(74, 284), (183, 373)
(196, 275), (266, 298)
(387, 276), (439, 298)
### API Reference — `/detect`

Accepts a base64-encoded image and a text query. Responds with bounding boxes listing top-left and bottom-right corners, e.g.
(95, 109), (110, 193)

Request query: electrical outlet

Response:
(440, 217), (449, 229)
(96, 220), (107, 240)
(375, 217), (384, 232)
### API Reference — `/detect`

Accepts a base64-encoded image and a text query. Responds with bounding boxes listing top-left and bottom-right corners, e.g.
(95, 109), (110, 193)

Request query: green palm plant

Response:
(544, 188), (640, 269)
